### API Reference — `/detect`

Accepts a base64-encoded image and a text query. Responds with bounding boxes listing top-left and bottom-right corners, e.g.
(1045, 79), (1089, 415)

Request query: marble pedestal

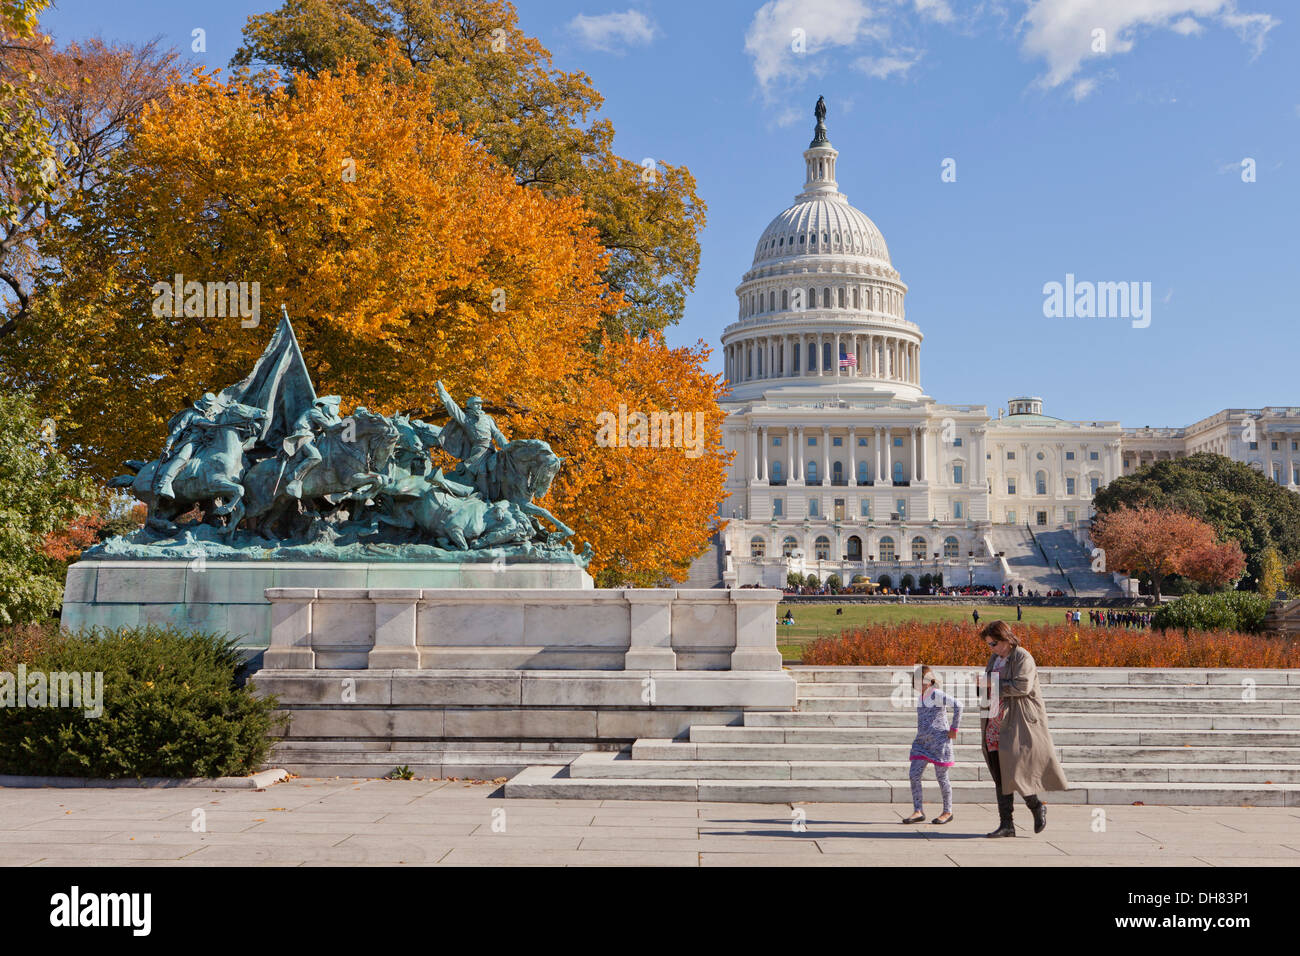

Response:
(60, 560), (594, 648)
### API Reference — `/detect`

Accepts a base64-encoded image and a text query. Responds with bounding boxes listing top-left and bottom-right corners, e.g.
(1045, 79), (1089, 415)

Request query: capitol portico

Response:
(714, 101), (1298, 591)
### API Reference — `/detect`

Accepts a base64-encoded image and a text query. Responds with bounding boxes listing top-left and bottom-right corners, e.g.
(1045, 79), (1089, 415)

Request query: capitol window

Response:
(782, 536), (798, 557)
(1066, 477), (1076, 495)
(1008, 479), (1017, 494)
(814, 536), (831, 560)
(808, 435), (817, 446)
(944, 536), (959, 558)
(953, 464), (963, 484)
(953, 437), (962, 447)
(858, 437), (867, 446)
(832, 437), (842, 447)
(808, 498), (819, 516)
(860, 499), (870, 517)
(773, 497), (783, 517)
(751, 536), (766, 559)
(1007, 451), (1015, 460)
(1066, 451), (1075, 460)
(1090, 451), (1099, 460)
(953, 500), (964, 519)
(879, 536), (896, 561)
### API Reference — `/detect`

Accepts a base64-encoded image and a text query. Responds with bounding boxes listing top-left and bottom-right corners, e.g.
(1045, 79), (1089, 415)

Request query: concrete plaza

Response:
(0, 777), (1297, 866)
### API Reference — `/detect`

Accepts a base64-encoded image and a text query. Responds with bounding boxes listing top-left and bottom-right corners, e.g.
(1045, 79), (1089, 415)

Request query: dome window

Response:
(799, 235), (805, 244)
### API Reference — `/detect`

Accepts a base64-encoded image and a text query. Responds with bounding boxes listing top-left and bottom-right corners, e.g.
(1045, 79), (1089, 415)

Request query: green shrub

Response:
(804, 573), (819, 588)
(825, 574), (842, 590)
(1152, 591), (1272, 635)
(0, 625), (281, 778)
(786, 571), (803, 589)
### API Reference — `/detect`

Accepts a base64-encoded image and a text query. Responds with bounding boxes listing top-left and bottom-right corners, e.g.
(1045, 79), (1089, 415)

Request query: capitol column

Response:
(884, 426), (893, 484)
(760, 426), (768, 480)
(911, 426), (919, 482)
(849, 426), (857, 485)
(822, 426), (830, 483)
(788, 426), (796, 482)
(816, 332), (824, 376)
(834, 331), (841, 376)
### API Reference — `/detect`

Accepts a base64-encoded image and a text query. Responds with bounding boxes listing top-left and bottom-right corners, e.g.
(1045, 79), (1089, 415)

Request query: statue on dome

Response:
(814, 95), (826, 123)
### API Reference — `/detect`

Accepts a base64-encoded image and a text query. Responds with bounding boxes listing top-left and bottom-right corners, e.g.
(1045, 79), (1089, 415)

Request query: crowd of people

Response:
(1086, 608), (1154, 629)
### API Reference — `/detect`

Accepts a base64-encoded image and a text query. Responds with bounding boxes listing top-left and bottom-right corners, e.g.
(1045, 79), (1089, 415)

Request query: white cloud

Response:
(855, 49), (923, 78)
(743, 0), (887, 94)
(568, 10), (658, 53)
(913, 0), (955, 24)
(1071, 76), (1099, 100)
(1019, 1), (1280, 92)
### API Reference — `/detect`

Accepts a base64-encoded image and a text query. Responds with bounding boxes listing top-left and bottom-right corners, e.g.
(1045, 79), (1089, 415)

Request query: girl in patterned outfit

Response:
(902, 666), (962, 825)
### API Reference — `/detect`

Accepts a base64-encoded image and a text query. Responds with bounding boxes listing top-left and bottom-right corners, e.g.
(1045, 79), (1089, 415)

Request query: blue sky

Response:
(41, 0), (1300, 428)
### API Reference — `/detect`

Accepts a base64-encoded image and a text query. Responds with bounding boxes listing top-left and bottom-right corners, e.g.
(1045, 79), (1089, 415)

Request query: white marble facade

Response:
(719, 113), (1298, 588)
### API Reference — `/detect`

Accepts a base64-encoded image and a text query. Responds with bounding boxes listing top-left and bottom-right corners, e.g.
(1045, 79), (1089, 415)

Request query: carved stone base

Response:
(60, 560), (594, 647)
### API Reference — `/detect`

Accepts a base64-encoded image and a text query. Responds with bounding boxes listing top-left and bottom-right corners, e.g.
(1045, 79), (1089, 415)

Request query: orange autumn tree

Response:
(1091, 505), (1246, 602)
(526, 332), (732, 587)
(8, 55), (728, 584)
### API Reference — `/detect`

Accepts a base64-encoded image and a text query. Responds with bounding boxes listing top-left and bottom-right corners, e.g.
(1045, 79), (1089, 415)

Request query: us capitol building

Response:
(713, 100), (1300, 590)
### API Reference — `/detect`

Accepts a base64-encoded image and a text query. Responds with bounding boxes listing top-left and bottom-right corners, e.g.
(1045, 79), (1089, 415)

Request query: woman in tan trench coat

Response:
(978, 621), (1070, 837)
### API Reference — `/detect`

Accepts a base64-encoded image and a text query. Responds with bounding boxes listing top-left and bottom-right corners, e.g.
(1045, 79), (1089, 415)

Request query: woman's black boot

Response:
(1027, 796), (1047, 834)
(986, 792), (1016, 837)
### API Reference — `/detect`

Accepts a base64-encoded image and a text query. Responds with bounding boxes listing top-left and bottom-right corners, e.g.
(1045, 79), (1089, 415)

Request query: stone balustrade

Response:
(262, 587), (785, 672)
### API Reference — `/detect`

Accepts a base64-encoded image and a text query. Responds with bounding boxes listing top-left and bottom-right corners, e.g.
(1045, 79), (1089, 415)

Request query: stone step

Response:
(504, 766), (1300, 806)
(687, 725), (1300, 747)
(268, 744), (586, 779)
(789, 670), (1298, 686)
(794, 682), (1297, 699)
(630, 739), (1300, 765)
(742, 711), (1300, 730)
(795, 696), (1300, 713)
(567, 751), (1300, 784)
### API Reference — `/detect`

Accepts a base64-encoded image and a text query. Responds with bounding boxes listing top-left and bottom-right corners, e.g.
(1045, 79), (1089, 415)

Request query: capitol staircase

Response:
(987, 524), (1121, 597)
(505, 666), (1300, 806)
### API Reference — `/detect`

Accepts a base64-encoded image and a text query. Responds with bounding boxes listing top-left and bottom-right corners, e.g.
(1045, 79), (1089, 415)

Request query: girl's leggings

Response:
(909, 759), (952, 813)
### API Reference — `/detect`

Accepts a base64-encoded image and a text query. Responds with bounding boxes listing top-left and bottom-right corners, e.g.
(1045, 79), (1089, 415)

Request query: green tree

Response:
(1093, 453), (1300, 591)
(0, 0), (58, 227)
(231, 0), (705, 339)
(0, 391), (97, 623)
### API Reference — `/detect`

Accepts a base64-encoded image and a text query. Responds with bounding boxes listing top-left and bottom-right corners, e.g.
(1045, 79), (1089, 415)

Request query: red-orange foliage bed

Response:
(801, 621), (1300, 668)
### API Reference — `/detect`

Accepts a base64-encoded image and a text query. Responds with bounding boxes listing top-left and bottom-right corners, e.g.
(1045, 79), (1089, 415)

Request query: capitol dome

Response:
(751, 195), (892, 268)
(722, 97), (922, 403)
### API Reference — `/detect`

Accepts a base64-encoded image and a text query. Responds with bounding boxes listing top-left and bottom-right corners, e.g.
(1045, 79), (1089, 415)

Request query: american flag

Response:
(839, 352), (857, 368)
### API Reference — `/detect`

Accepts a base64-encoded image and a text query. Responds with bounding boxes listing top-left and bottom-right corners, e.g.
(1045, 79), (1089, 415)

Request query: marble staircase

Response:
(505, 665), (1300, 806)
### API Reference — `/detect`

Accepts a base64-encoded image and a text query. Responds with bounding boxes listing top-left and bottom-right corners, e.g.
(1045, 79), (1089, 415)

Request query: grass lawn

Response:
(775, 602), (1090, 661)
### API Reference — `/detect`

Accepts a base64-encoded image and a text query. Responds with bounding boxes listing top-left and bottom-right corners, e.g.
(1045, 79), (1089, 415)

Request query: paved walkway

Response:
(1, 778), (1297, 866)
